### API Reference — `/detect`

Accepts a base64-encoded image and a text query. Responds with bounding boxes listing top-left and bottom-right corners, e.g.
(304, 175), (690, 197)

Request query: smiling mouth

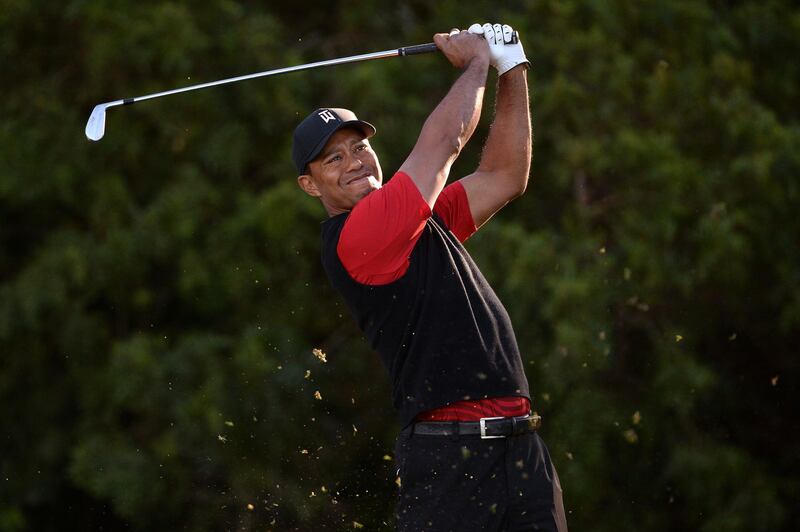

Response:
(346, 173), (373, 185)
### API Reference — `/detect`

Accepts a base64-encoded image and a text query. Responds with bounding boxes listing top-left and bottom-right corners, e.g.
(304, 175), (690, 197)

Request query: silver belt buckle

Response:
(479, 416), (506, 439)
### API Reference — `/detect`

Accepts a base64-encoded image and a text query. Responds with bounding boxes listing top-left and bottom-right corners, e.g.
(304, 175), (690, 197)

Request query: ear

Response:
(297, 174), (321, 197)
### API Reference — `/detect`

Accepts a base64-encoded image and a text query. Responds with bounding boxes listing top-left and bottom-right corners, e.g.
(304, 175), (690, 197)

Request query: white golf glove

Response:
(468, 23), (529, 75)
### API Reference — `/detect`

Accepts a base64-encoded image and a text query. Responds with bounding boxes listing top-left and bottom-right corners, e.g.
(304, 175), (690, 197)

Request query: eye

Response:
(324, 154), (342, 165)
(354, 143), (367, 152)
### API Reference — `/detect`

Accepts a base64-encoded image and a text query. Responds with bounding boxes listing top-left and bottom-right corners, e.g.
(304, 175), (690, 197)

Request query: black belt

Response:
(410, 413), (542, 439)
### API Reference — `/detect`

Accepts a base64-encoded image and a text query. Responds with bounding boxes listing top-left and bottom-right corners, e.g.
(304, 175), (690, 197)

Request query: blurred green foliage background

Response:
(1, 0), (798, 530)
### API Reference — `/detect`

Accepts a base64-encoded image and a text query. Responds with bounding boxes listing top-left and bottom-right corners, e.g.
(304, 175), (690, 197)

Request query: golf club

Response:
(85, 33), (517, 141)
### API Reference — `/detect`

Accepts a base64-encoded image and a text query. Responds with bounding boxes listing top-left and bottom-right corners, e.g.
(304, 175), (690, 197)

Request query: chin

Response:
(355, 188), (376, 202)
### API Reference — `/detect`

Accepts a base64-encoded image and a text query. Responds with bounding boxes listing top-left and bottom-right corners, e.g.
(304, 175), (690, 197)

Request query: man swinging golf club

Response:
(294, 23), (567, 531)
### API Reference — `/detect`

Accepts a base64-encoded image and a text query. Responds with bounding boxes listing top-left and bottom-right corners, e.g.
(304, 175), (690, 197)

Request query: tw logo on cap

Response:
(318, 110), (337, 123)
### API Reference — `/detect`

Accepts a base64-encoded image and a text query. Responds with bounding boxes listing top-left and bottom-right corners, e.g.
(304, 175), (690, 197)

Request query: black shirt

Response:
(321, 210), (530, 427)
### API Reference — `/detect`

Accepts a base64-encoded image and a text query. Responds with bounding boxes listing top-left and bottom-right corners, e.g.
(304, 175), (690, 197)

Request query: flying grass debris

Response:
(314, 390), (322, 400)
(312, 348), (327, 363)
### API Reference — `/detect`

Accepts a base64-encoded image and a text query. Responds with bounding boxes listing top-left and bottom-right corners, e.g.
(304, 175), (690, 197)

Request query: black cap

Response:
(292, 108), (376, 174)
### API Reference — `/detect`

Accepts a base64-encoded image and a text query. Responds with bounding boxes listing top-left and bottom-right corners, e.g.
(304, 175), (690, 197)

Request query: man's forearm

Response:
(401, 57), (489, 206)
(419, 57), (489, 160)
(477, 66), (531, 193)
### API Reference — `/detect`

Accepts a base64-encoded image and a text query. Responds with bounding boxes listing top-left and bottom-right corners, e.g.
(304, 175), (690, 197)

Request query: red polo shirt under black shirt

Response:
(322, 171), (530, 425)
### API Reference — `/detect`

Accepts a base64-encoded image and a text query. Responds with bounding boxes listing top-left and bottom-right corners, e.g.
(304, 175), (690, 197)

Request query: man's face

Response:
(297, 128), (383, 216)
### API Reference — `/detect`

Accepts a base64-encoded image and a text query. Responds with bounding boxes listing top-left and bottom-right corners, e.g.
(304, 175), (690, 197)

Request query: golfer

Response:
(293, 23), (567, 531)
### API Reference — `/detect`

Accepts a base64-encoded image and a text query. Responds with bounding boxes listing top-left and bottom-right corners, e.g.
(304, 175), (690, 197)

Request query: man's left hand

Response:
(468, 23), (530, 75)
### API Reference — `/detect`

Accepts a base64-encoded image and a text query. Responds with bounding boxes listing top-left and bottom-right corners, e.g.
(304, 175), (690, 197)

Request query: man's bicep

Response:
(398, 133), (459, 210)
(434, 181), (478, 242)
(458, 170), (521, 228)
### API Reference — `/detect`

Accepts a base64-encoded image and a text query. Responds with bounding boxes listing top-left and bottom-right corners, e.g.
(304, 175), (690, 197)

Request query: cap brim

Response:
(302, 120), (376, 173)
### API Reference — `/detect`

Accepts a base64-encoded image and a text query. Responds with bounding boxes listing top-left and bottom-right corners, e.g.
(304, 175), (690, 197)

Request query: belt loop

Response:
(450, 421), (459, 442)
(511, 416), (518, 435)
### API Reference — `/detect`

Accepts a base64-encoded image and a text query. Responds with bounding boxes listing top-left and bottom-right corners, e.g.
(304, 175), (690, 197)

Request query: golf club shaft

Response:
(86, 33), (518, 141)
(115, 43), (439, 109)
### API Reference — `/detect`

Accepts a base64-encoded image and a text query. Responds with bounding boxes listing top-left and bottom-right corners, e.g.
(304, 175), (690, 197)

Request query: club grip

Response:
(399, 43), (439, 56)
(398, 31), (519, 57)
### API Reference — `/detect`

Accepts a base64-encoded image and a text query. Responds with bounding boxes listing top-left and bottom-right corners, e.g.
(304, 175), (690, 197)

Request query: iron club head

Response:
(85, 104), (108, 141)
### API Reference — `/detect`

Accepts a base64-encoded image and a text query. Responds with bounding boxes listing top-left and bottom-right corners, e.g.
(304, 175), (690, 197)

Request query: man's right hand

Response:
(433, 29), (490, 70)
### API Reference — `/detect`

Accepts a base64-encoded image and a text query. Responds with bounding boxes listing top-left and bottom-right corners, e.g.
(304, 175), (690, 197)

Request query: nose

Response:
(347, 154), (364, 171)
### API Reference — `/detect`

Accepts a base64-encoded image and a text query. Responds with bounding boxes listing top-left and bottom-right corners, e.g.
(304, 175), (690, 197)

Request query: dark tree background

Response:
(2, 1), (798, 530)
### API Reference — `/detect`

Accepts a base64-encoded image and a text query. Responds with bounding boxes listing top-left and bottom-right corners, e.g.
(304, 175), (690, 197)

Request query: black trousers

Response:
(394, 426), (568, 531)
